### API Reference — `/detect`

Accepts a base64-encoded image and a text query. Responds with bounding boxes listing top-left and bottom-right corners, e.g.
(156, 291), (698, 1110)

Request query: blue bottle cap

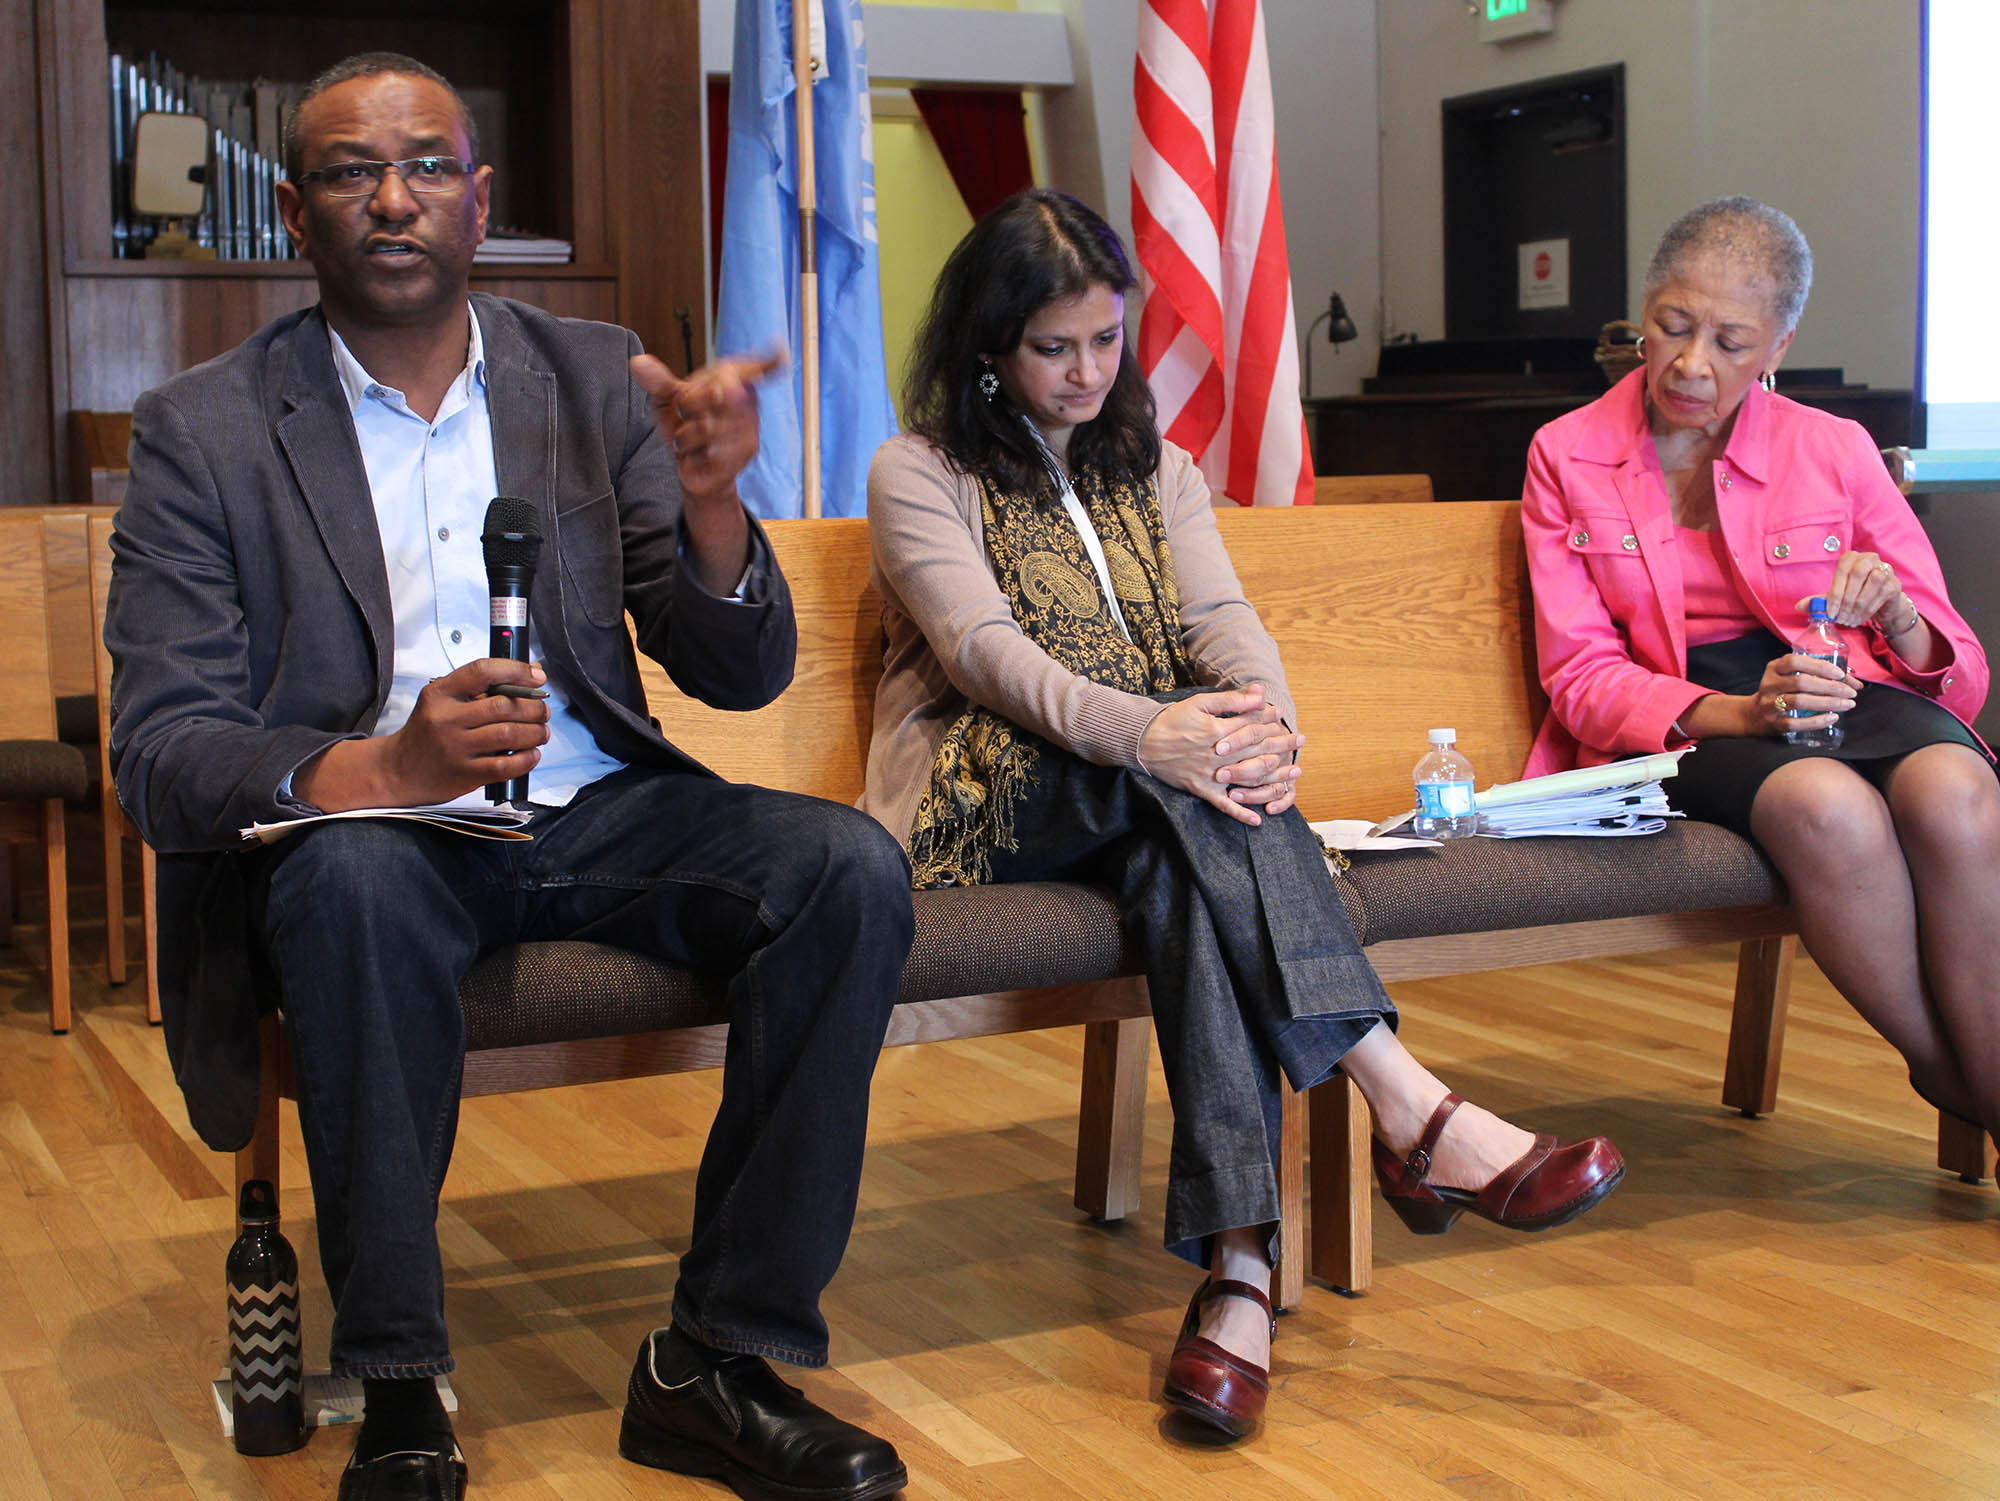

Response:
(1808, 596), (1830, 616)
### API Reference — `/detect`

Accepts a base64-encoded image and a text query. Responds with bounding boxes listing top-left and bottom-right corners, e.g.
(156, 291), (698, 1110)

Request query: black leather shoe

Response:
(619, 1326), (906, 1501)
(336, 1442), (467, 1500)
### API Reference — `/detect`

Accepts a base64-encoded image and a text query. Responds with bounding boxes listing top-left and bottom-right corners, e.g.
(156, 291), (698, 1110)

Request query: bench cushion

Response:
(1334, 820), (1785, 946)
(458, 881), (1139, 1053)
(456, 824), (1782, 1052)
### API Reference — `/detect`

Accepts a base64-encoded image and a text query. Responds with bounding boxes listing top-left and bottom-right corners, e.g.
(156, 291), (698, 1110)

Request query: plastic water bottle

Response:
(1413, 728), (1478, 839)
(1785, 596), (1847, 749)
(227, 1179), (306, 1455)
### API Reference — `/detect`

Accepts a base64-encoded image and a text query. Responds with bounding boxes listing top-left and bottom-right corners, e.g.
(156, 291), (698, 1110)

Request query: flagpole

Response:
(793, 0), (823, 519)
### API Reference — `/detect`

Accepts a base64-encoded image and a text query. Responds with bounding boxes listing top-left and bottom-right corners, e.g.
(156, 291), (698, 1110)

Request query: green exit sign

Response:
(1479, 0), (1555, 42)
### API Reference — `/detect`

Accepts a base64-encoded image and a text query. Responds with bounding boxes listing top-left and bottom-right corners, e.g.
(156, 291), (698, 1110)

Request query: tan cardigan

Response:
(860, 431), (1295, 845)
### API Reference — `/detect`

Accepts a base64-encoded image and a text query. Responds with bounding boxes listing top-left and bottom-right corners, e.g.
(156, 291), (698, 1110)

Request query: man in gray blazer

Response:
(106, 52), (911, 1501)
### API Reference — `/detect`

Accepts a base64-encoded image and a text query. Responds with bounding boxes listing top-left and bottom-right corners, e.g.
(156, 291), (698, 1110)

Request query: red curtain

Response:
(911, 89), (1033, 222)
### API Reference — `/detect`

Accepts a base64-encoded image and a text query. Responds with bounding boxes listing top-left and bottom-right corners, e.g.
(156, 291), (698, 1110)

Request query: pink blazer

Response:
(1520, 369), (1987, 777)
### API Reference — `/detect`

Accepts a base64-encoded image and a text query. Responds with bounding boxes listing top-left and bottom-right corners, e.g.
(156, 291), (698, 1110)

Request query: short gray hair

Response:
(1642, 196), (1814, 333)
(283, 52), (479, 182)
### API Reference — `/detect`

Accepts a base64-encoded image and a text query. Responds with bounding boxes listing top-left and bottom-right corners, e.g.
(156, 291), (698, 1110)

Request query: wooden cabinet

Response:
(20, 0), (705, 503)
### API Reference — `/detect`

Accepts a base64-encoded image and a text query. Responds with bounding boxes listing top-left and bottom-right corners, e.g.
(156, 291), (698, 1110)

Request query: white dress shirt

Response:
(327, 315), (624, 808)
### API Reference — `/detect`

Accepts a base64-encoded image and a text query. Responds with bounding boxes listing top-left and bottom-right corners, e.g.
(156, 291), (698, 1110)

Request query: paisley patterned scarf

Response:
(907, 466), (1193, 887)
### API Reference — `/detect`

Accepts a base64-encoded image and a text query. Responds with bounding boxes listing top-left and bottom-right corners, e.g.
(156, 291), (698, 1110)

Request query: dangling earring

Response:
(1758, 370), (1777, 394)
(978, 364), (1000, 401)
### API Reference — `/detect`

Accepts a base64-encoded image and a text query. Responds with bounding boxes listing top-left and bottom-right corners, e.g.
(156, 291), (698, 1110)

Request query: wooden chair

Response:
(0, 516), (92, 1031)
(82, 513), (161, 1022)
(67, 412), (133, 506)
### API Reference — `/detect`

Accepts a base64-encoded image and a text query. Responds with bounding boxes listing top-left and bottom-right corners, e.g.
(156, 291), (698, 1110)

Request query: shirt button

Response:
(1573, 530), (1590, 546)
(437, 526), (450, 541)
(1823, 535), (1841, 552)
(450, 629), (463, 644)
(1621, 534), (1638, 551)
(1773, 542), (1791, 559)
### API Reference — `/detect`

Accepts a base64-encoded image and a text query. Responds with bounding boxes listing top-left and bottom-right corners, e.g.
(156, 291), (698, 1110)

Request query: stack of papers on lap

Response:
(1369, 750), (1688, 840)
(241, 804), (534, 844)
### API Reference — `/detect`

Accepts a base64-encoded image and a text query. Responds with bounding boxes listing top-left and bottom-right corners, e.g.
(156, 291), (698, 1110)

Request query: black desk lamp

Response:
(1302, 292), (1358, 399)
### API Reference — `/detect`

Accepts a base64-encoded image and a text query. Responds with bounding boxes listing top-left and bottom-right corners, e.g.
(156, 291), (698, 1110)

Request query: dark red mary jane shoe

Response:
(1160, 1278), (1275, 1439)
(1373, 1092), (1625, 1235)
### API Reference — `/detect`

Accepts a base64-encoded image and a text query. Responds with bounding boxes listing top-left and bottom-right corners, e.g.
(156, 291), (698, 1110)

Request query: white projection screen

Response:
(1921, 0), (2000, 447)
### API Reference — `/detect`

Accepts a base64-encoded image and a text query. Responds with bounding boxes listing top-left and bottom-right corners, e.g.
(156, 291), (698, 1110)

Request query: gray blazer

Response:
(106, 293), (797, 1149)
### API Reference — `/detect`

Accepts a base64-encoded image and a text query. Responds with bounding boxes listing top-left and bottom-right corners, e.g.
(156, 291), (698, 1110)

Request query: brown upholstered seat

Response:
(0, 739), (89, 804)
(1334, 821), (1786, 947)
(460, 883), (1141, 1055)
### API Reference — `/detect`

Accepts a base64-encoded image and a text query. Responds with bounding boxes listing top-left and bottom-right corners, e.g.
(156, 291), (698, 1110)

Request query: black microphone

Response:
(481, 496), (543, 804)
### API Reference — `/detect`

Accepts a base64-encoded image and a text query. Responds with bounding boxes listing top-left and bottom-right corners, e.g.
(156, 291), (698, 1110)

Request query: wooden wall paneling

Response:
(7, 0), (56, 509)
(42, 0), (112, 271)
(601, 0), (706, 363)
(469, 274), (620, 323)
(60, 271), (320, 413)
(562, 0), (606, 264)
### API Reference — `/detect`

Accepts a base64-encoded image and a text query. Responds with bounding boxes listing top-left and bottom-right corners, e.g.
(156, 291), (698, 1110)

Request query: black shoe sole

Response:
(618, 1412), (908, 1501)
(1160, 1383), (1257, 1440)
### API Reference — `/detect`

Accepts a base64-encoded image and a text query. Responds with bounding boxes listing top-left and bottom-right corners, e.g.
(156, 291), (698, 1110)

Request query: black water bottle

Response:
(227, 1179), (306, 1455)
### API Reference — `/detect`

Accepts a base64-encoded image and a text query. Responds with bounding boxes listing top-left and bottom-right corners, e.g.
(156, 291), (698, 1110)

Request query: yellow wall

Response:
(871, 0), (1025, 419)
(873, 116), (974, 416)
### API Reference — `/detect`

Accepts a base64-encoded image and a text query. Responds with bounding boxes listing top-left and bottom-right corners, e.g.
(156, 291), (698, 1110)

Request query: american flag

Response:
(1132, 0), (1312, 507)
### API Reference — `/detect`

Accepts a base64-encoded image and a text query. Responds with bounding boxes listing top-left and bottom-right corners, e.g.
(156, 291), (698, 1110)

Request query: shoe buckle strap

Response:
(1403, 1092), (1465, 1183)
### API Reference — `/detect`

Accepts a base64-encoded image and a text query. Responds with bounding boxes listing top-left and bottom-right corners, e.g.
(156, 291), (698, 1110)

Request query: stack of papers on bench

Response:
(1370, 750), (1688, 840)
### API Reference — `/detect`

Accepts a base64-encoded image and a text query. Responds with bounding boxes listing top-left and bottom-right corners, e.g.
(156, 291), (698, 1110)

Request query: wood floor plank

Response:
(6, 884), (1999, 1497)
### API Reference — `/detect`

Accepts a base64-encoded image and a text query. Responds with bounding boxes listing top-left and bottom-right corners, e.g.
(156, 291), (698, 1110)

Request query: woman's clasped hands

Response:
(1137, 682), (1303, 825)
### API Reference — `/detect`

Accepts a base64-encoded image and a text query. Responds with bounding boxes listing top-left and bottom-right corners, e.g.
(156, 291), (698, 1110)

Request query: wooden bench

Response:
(210, 499), (1992, 1321)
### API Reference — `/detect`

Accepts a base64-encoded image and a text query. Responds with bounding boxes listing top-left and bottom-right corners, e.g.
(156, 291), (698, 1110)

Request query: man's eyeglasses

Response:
(296, 157), (475, 197)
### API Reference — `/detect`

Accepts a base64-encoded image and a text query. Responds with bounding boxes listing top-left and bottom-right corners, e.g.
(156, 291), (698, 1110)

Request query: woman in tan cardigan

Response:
(861, 190), (1624, 1440)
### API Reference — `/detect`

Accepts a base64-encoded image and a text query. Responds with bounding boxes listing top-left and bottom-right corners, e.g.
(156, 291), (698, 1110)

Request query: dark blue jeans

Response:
(256, 764), (913, 1378)
(982, 757), (1394, 1266)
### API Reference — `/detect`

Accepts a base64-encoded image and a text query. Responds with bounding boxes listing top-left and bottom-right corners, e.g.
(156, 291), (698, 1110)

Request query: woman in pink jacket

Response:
(1522, 196), (1998, 1144)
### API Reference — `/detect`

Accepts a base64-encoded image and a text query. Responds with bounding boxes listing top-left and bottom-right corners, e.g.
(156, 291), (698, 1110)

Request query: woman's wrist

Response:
(1874, 594), (1922, 640)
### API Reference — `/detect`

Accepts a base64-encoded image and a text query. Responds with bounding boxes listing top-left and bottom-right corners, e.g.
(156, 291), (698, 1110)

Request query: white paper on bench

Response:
(1368, 750), (1689, 839)
(241, 805), (534, 844)
(1310, 818), (1439, 853)
(1474, 749), (1688, 809)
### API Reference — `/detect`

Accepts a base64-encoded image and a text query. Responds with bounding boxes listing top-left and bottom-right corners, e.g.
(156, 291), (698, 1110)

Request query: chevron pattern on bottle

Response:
(229, 1281), (303, 1405)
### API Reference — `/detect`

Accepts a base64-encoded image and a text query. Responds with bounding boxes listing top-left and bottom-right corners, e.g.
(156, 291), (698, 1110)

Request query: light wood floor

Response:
(3, 851), (1996, 1498)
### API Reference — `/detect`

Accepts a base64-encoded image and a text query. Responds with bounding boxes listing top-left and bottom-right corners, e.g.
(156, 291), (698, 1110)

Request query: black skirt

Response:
(1670, 629), (1993, 835)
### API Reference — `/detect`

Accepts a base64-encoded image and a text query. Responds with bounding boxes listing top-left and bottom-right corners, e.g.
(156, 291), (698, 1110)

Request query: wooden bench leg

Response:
(43, 800), (71, 1035)
(102, 788), (126, 987)
(1722, 935), (1795, 1117)
(1074, 1013), (1149, 1222)
(1274, 1081), (1305, 1312)
(1938, 1111), (1997, 1183)
(1307, 1072), (1372, 1295)
(137, 836), (161, 1025)
(234, 1011), (285, 1206)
